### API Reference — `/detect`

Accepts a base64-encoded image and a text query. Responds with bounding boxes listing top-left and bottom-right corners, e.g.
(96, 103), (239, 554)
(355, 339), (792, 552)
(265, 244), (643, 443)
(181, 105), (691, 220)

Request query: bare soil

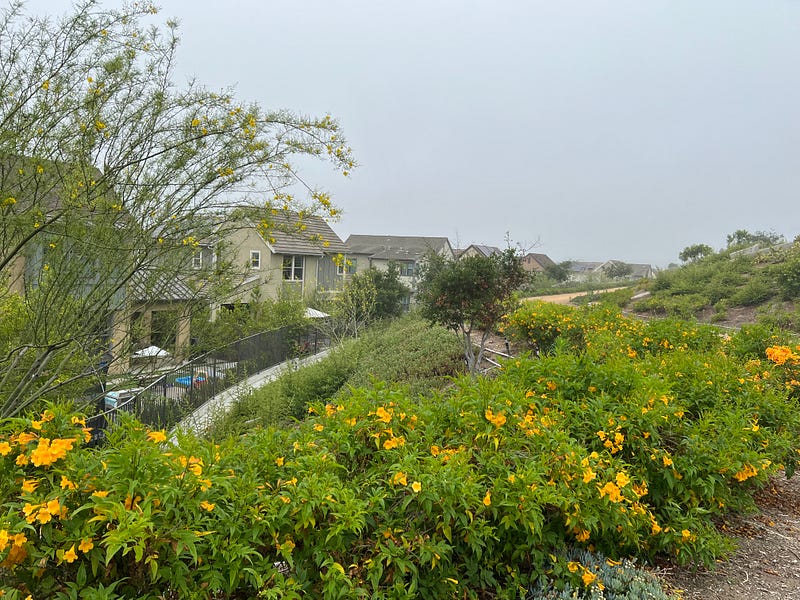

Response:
(659, 473), (800, 600)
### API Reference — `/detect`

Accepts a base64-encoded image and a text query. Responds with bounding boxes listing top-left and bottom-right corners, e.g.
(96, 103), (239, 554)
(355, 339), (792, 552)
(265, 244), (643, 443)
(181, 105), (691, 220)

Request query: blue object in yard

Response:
(175, 375), (206, 387)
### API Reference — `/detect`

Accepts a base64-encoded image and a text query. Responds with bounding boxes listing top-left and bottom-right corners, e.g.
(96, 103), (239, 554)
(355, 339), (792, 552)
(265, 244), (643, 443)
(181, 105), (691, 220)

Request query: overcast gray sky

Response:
(24, 1), (800, 267)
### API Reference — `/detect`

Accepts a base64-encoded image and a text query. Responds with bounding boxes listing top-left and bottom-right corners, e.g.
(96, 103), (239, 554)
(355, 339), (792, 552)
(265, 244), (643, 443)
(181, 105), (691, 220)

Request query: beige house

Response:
(459, 244), (503, 259)
(219, 214), (349, 304)
(521, 252), (556, 273)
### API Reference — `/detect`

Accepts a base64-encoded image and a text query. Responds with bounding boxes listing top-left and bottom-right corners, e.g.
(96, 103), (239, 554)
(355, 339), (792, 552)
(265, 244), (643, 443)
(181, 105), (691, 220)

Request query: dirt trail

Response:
(522, 287), (627, 305)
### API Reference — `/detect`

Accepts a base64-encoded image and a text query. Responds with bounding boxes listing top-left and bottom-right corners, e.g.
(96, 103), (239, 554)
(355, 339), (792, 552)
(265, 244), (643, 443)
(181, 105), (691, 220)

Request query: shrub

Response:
(2, 305), (798, 598)
(207, 315), (464, 437)
(528, 548), (673, 599)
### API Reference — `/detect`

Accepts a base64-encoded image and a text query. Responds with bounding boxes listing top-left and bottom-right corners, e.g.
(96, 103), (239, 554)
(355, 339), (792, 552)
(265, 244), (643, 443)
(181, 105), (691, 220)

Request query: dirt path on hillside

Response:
(523, 288), (627, 305)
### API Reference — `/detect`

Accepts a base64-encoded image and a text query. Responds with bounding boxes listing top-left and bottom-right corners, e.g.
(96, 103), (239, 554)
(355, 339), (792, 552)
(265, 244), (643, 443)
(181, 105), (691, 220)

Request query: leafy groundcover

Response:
(1, 303), (799, 599)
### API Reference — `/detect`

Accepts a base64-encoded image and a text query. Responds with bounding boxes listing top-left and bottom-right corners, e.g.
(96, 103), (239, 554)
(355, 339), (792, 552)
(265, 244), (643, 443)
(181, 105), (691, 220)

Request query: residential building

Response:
(568, 260), (655, 282)
(220, 213), (348, 304)
(344, 234), (455, 300)
(521, 252), (556, 273)
(459, 244), (503, 259)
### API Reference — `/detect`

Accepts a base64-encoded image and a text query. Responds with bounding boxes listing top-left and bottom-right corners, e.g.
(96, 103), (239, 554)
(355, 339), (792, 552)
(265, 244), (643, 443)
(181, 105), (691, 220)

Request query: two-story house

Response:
(344, 235), (455, 302)
(219, 212), (349, 304)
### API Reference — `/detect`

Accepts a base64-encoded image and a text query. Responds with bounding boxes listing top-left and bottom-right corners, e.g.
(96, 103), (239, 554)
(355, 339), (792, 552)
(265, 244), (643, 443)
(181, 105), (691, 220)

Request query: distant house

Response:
(566, 261), (605, 282)
(220, 212), (348, 304)
(568, 260), (655, 282)
(459, 244), (503, 259)
(521, 252), (555, 273)
(345, 235), (455, 302)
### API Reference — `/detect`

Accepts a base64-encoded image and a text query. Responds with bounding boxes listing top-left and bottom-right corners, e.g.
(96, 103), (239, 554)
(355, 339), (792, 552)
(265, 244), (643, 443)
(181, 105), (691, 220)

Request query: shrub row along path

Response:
(517, 291), (800, 599)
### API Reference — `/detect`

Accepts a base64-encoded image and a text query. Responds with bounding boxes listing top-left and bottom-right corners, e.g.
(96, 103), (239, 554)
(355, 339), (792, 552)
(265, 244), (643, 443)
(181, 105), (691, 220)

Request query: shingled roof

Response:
(345, 235), (452, 261)
(265, 213), (347, 256)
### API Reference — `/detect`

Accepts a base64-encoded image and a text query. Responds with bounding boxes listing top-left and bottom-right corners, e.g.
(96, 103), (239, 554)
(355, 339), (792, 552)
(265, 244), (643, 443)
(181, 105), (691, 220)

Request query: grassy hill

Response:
(589, 242), (800, 333)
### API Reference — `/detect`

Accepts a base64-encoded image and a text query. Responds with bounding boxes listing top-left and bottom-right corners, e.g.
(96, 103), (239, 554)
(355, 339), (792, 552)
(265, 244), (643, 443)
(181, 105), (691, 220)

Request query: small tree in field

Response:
(417, 249), (527, 373)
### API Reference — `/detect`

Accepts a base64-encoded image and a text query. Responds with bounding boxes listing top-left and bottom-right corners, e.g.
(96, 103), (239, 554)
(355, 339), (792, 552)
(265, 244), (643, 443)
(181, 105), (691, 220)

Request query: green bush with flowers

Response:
(1, 306), (799, 599)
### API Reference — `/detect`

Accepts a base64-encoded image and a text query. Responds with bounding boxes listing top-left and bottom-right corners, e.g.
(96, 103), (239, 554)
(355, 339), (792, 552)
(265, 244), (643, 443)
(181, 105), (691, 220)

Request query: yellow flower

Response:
(615, 472), (630, 488)
(374, 406), (393, 423)
(60, 476), (77, 490)
(275, 456), (285, 467)
(733, 463), (758, 482)
(581, 571), (598, 587)
(71, 416), (86, 426)
(484, 408), (506, 427)
(78, 538), (94, 553)
(21, 479), (38, 493)
(567, 561), (580, 573)
(411, 481), (422, 493)
(575, 529), (590, 542)
(62, 544), (78, 563)
(144, 429), (166, 445)
(200, 501), (215, 511)
(0, 441), (11, 456)
(483, 490), (492, 506)
(598, 481), (623, 503)
(392, 471), (407, 486)
(313, 423), (324, 432)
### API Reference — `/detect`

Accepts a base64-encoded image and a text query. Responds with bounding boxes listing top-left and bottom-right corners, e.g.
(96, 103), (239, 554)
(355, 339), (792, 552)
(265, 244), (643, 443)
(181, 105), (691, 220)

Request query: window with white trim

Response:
(250, 250), (261, 269)
(282, 255), (304, 281)
(192, 252), (203, 269)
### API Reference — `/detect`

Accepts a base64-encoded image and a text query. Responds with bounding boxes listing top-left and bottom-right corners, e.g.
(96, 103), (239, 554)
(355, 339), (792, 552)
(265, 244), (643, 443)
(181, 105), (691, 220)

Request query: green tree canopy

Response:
(678, 244), (714, 263)
(603, 261), (633, 280)
(417, 248), (527, 373)
(726, 229), (784, 249)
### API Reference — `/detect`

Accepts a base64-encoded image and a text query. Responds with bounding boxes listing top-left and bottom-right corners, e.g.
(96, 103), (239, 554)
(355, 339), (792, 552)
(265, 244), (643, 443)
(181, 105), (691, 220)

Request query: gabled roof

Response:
(464, 244), (503, 257)
(569, 261), (604, 273)
(345, 235), (452, 261)
(523, 253), (555, 268)
(264, 213), (347, 256)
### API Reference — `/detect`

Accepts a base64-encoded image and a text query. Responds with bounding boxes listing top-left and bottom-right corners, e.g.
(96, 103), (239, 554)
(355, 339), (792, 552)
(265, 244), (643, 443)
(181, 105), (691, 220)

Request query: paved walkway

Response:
(175, 349), (331, 436)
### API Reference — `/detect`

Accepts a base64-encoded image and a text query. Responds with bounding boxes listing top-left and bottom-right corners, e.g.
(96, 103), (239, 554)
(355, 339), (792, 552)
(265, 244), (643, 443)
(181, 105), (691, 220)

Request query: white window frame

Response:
(283, 255), (304, 281)
(192, 251), (203, 269)
(250, 250), (261, 270)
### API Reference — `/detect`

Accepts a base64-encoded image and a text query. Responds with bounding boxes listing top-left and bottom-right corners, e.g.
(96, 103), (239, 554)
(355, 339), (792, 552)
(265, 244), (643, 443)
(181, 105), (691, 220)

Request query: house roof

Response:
(264, 213), (347, 256)
(523, 253), (556, 268)
(569, 261), (604, 273)
(464, 244), (503, 257)
(345, 235), (452, 261)
(129, 270), (197, 303)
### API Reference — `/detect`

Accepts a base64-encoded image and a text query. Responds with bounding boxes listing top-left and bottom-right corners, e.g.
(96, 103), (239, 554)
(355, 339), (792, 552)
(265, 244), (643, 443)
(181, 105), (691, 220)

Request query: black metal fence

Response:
(87, 325), (327, 441)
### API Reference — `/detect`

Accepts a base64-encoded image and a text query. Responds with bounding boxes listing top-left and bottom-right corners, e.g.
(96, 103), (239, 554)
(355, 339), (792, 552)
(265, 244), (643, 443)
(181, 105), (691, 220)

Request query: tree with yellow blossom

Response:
(0, 1), (353, 416)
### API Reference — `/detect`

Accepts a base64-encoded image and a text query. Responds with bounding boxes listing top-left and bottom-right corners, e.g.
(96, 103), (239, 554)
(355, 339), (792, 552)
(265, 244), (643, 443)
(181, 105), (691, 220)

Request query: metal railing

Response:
(87, 325), (327, 442)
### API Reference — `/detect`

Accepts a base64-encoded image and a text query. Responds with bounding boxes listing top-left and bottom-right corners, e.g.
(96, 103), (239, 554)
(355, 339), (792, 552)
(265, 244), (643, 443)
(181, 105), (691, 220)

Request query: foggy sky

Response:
(22, 0), (800, 267)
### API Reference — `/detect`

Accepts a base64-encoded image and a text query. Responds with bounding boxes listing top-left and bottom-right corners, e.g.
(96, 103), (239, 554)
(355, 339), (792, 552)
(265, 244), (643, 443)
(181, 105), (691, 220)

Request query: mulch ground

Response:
(658, 473), (800, 600)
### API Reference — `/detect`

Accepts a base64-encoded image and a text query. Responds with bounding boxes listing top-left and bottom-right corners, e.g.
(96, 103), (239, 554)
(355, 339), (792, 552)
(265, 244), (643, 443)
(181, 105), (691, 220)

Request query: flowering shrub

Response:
(1, 306), (798, 598)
